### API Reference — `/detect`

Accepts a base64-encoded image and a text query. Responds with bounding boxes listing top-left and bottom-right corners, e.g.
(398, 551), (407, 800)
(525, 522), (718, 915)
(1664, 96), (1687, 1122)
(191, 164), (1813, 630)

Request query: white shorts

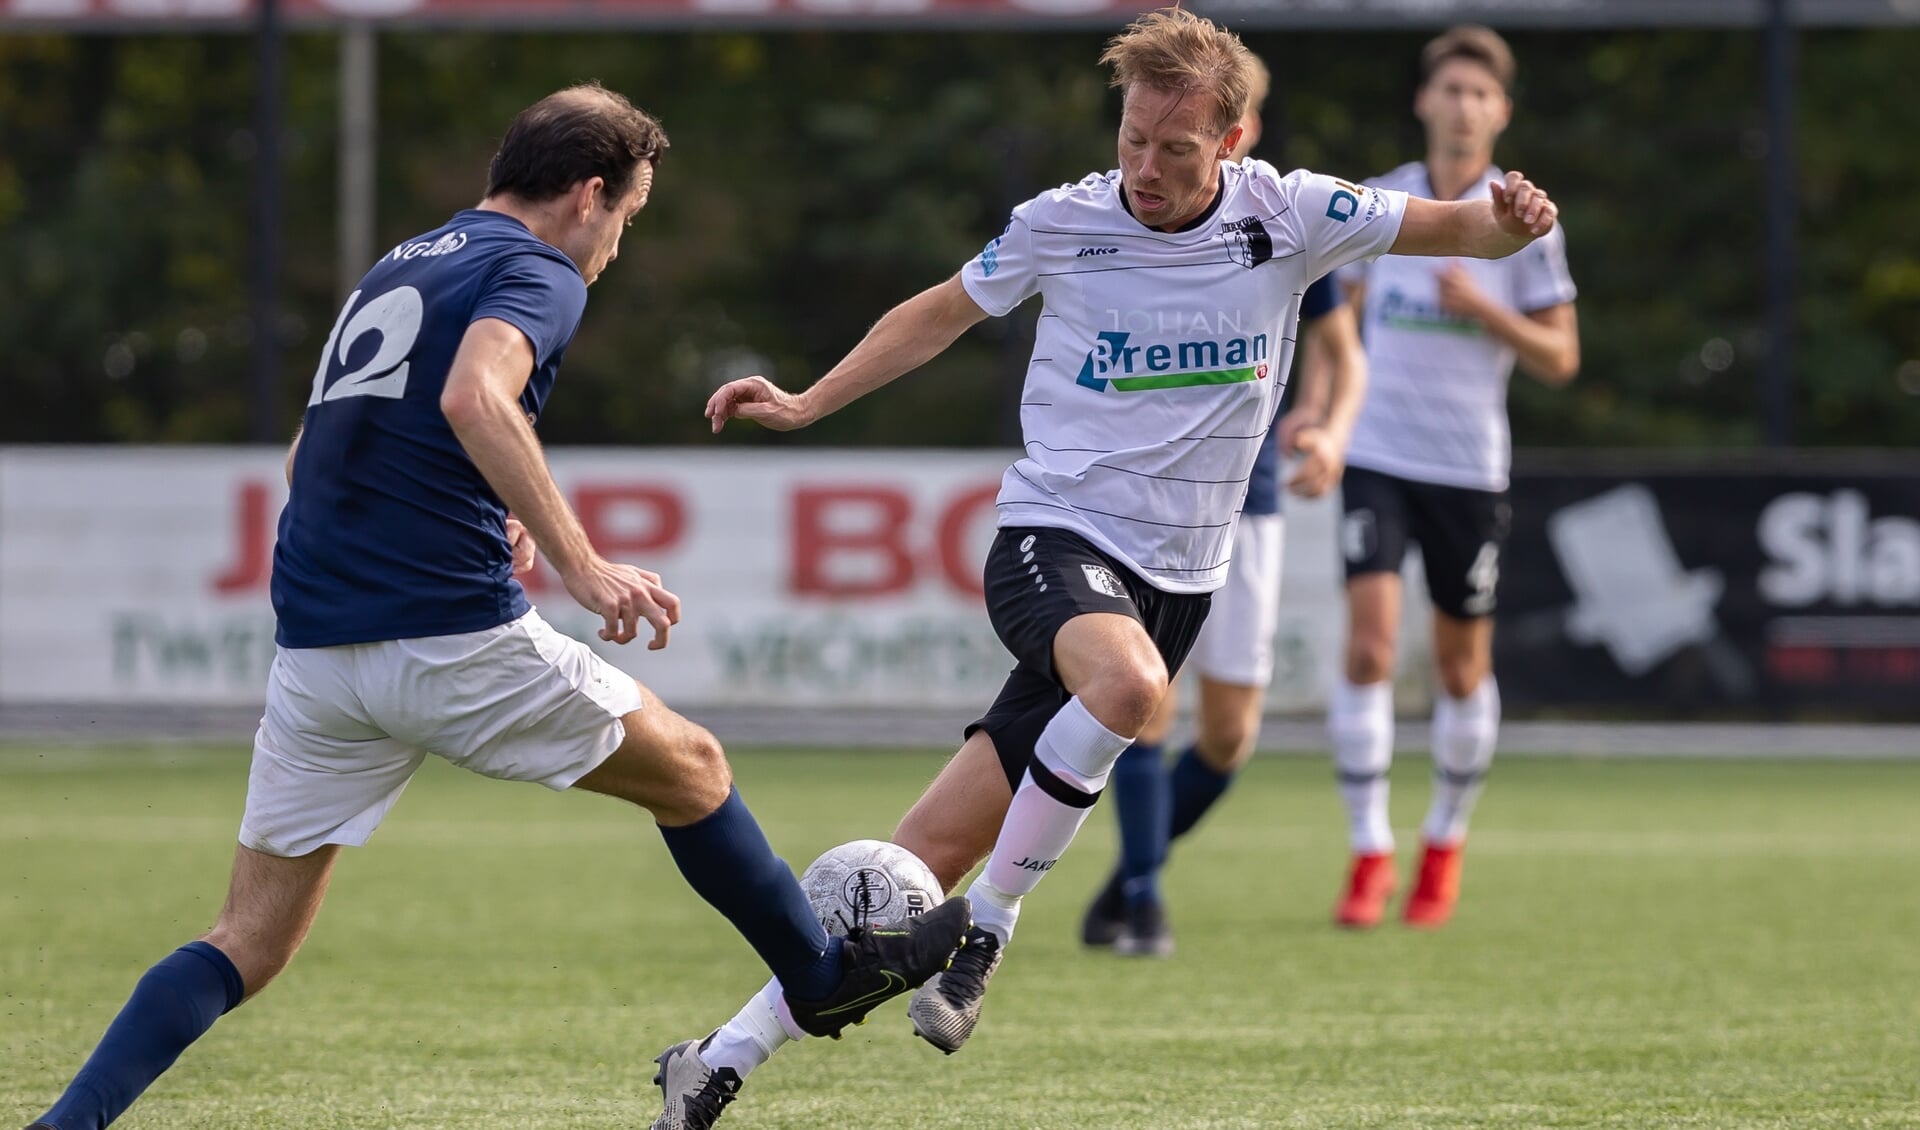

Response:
(1189, 512), (1285, 687)
(240, 609), (644, 858)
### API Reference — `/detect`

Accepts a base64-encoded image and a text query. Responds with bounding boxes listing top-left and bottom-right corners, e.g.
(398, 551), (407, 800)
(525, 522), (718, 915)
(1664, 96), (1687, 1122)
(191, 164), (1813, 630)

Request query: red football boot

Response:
(1333, 851), (1397, 929)
(1403, 841), (1464, 928)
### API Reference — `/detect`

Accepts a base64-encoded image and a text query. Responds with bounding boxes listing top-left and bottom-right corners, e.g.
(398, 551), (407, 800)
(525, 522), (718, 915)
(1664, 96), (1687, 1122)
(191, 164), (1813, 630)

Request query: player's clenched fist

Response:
(1489, 170), (1557, 238)
(561, 556), (682, 649)
(706, 375), (814, 434)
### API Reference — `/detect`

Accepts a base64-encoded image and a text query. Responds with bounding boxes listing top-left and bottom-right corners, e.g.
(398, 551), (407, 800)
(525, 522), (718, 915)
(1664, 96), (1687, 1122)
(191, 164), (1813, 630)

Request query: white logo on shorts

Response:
(1019, 534), (1036, 553)
(1081, 564), (1127, 599)
(1342, 510), (1376, 563)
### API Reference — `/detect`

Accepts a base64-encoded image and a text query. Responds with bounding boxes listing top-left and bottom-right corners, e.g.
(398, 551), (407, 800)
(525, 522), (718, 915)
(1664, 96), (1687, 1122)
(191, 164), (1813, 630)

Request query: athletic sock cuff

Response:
(1032, 696), (1133, 785)
(179, 941), (245, 1013)
(1176, 745), (1231, 782)
(1027, 764), (1102, 809)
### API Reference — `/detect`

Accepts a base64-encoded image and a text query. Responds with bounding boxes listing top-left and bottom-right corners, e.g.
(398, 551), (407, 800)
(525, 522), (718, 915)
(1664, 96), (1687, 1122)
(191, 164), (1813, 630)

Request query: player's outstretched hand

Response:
(505, 518), (539, 578)
(562, 556), (682, 649)
(1489, 170), (1558, 239)
(1286, 424), (1346, 499)
(706, 375), (812, 434)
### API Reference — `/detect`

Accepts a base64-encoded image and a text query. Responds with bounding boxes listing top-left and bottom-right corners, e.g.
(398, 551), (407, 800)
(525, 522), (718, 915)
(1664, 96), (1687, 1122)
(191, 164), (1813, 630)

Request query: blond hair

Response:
(1099, 7), (1259, 138)
(1420, 25), (1516, 91)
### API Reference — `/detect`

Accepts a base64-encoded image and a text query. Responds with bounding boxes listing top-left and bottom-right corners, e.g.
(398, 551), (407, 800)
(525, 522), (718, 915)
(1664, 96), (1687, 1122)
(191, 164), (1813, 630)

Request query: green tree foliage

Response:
(0, 28), (1914, 447)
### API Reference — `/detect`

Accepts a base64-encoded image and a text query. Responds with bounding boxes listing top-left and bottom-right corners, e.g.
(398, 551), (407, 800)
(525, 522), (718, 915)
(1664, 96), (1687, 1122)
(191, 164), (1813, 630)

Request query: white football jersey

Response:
(962, 160), (1407, 593)
(1342, 162), (1578, 492)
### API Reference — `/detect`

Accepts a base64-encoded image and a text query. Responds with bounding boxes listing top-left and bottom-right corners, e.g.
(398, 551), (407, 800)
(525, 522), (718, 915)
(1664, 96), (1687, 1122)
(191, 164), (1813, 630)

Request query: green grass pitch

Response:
(4, 745), (1918, 1128)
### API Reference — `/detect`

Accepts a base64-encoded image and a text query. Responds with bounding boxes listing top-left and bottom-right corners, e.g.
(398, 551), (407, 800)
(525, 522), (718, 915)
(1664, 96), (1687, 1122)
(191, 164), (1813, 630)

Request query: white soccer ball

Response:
(799, 839), (944, 937)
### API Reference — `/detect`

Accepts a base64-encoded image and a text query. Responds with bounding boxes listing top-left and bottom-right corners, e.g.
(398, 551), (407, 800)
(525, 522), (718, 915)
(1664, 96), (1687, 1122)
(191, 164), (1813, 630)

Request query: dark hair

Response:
(485, 83), (669, 205)
(1419, 25), (1516, 92)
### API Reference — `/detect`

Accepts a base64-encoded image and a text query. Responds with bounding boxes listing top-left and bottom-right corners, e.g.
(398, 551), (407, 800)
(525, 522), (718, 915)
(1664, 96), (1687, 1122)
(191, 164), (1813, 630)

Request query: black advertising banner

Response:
(1497, 457), (1920, 719)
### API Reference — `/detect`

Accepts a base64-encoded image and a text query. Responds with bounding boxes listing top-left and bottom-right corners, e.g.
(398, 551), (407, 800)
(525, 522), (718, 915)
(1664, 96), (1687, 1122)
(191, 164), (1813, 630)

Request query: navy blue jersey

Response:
(273, 210), (589, 648)
(1244, 275), (1345, 516)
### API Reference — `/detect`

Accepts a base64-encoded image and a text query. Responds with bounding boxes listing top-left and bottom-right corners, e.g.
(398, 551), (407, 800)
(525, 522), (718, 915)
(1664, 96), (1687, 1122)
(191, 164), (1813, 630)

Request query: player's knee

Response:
(1196, 723), (1256, 773)
(201, 923), (299, 999)
(1082, 663), (1167, 737)
(660, 724), (733, 823)
(1346, 638), (1395, 685)
(1437, 659), (1489, 701)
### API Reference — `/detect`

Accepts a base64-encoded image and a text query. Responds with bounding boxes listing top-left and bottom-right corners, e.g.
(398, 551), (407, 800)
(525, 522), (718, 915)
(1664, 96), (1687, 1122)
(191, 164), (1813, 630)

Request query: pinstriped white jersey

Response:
(1342, 162), (1578, 492)
(961, 160), (1407, 593)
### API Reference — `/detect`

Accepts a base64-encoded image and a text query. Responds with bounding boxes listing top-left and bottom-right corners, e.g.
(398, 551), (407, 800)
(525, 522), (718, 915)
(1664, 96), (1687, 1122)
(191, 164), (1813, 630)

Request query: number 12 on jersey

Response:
(308, 286), (424, 405)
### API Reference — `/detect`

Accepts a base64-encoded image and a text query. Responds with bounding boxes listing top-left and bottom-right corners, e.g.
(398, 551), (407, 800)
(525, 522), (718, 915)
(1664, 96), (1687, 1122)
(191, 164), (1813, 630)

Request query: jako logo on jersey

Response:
(1074, 330), (1270, 393)
(1011, 856), (1057, 873)
(386, 231), (468, 261)
(1077, 246), (1120, 258)
(1221, 217), (1274, 269)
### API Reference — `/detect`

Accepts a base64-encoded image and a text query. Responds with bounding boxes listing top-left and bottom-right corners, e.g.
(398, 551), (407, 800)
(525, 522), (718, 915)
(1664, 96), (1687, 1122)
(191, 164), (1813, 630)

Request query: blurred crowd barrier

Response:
(1, 446), (1914, 719)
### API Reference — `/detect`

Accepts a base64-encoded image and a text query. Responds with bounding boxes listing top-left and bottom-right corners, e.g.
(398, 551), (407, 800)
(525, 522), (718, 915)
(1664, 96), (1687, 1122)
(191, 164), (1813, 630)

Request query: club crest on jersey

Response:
(1081, 564), (1127, 598)
(1221, 216), (1274, 269)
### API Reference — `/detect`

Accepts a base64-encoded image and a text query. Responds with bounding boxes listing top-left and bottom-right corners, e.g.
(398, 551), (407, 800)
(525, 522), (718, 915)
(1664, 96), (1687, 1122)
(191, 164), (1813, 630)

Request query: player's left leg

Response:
(396, 611), (966, 1039)
(1404, 485), (1510, 927)
(907, 527), (1208, 1054)
(1087, 510), (1281, 956)
(29, 844), (339, 1130)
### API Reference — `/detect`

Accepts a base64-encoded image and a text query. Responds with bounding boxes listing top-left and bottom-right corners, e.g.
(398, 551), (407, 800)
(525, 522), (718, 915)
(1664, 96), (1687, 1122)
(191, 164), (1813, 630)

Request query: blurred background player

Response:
(1328, 25), (1580, 930)
(1079, 55), (1370, 957)
(20, 86), (967, 1130)
(661, 10), (1564, 1126)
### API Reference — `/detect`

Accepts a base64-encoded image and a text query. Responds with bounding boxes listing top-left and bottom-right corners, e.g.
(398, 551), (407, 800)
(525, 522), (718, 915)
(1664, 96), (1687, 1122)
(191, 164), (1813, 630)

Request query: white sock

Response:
(1422, 678), (1499, 845)
(967, 696), (1132, 945)
(701, 978), (804, 1078)
(1329, 676), (1395, 855)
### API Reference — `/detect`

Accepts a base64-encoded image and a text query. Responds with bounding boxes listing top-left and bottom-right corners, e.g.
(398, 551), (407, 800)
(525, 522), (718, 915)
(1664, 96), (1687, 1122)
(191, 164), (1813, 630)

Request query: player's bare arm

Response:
(1286, 303), (1368, 498)
(1390, 170), (1557, 259)
(283, 425), (302, 485)
(441, 316), (680, 648)
(706, 274), (988, 433)
(1433, 262), (1580, 384)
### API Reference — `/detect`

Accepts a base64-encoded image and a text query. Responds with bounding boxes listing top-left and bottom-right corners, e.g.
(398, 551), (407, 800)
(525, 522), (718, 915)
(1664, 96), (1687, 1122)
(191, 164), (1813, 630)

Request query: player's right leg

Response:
(1333, 467), (1412, 928)
(27, 643), (387, 1130)
(1101, 509), (1285, 956)
(26, 845), (339, 1130)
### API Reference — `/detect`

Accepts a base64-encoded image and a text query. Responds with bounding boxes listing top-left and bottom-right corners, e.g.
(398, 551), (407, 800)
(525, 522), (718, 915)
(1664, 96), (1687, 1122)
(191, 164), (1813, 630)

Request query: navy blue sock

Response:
(659, 788), (842, 1001)
(1168, 745), (1235, 842)
(39, 940), (244, 1130)
(1109, 740), (1169, 907)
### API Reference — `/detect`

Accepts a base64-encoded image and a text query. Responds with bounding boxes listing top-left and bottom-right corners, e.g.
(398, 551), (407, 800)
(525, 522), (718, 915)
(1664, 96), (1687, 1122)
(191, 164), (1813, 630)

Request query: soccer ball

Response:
(799, 839), (944, 937)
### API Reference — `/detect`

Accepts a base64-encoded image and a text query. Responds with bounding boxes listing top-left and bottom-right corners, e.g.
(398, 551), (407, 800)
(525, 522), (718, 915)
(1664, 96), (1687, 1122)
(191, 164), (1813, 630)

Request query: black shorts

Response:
(968, 527), (1212, 792)
(1339, 466), (1511, 620)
